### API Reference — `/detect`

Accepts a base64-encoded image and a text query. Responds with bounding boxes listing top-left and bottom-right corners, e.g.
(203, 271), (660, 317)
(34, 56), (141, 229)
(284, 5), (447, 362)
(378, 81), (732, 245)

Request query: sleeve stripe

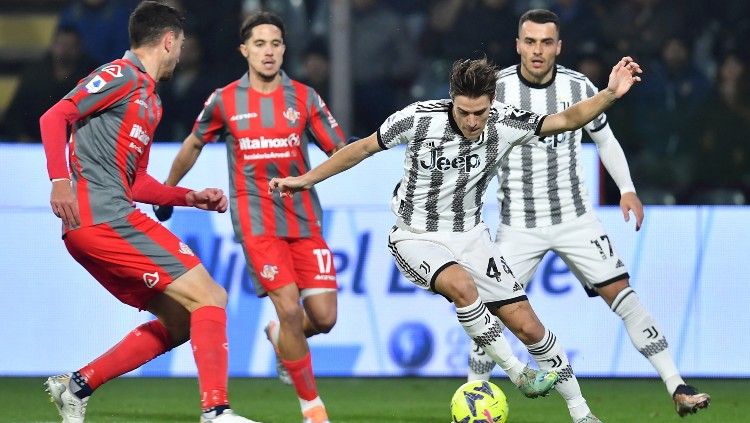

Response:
(376, 128), (388, 150)
(590, 117), (609, 133)
(534, 115), (547, 136)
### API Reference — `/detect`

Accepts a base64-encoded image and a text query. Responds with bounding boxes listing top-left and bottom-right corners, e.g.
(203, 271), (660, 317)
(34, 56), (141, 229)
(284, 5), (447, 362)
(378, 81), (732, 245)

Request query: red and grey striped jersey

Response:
(192, 71), (344, 239)
(64, 51), (162, 227)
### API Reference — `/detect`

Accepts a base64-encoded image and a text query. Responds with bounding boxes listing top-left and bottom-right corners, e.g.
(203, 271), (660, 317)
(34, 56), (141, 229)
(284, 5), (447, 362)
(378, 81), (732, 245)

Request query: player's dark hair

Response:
(518, 9), (560, 35)
(129, 1), (185, 48)
(240, 11), (285, 43)
(449, 58), (497, 100)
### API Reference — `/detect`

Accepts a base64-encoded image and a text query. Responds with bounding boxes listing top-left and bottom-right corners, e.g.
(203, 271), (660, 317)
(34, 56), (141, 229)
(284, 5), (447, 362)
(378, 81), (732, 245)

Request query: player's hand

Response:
(50, 179), (80, 227)
(153, 204), (174, 222)
(187, 188), (228, 212)
(606, 56), (642, 99)
(269, 176), (311, 198)
(620, 191), (644, 231)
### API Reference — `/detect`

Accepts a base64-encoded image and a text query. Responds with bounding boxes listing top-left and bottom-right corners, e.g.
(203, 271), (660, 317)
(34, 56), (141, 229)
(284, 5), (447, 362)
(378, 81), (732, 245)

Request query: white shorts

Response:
(495, 212), (629, 296)
(388, 220), (527, 309)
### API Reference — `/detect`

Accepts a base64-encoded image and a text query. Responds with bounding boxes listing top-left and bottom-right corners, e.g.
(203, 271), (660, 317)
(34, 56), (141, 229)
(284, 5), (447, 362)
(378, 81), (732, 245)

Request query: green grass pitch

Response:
(0, 377), (745, 422)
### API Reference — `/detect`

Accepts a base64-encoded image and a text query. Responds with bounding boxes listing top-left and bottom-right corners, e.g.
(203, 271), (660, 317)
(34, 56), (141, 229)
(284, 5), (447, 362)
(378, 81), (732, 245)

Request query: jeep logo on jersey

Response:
(238, 133), (301, 150)
(143, 271), (160, 288)
(129, 124), (151, 145)
(419, 150), (481, 172)
(282, 107), (300, 125)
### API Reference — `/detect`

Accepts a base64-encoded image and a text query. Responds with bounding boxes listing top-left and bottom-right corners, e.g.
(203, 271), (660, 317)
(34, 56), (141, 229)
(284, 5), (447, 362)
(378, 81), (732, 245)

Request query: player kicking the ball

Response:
(271, 54), (643, 422)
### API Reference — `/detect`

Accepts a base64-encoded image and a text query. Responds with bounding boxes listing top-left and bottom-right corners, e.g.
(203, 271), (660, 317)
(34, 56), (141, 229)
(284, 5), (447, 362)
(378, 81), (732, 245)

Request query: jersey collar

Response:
(516, 64), (557, 89)
(447, 102), (462, 135)
(122, 50), (156, 85)
(123, 50), (147, 73)
(238, 70), (289, 88)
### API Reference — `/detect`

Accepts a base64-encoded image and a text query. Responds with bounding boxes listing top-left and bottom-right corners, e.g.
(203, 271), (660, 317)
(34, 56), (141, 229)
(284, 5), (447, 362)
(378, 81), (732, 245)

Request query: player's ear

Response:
(239, 42), (249, 58)
(515, 38), (521, 55)
(556, 40), (562, 56)
(163, 30), (177, 53)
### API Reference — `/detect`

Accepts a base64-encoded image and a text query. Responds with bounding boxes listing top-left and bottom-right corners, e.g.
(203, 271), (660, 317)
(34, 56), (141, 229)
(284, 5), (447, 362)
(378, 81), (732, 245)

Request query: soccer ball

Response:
(450, 380), (508, 423)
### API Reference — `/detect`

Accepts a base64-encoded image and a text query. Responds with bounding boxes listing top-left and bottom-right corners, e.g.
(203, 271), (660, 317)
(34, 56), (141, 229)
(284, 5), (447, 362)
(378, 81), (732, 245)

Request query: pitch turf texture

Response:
(0, 377), (744, 422)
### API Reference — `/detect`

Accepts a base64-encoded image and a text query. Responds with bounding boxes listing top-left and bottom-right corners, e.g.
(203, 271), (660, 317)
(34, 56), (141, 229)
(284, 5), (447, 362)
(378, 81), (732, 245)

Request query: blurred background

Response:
(0, 0), (749, 204)
(0, 0), (748, 381)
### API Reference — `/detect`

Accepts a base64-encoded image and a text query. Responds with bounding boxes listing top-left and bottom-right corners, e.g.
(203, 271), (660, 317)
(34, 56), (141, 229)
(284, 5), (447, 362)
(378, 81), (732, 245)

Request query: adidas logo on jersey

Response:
(229, 112), (258, 121)
(419, 150), (481, 172)
(512, 282), (523, 292)
(616, 259), (624, 268)
(129, 124), (151, 145)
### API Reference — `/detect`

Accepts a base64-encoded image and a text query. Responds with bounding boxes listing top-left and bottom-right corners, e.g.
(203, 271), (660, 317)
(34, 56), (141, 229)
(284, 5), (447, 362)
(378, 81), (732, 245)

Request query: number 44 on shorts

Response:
(486, 256), (514, 281)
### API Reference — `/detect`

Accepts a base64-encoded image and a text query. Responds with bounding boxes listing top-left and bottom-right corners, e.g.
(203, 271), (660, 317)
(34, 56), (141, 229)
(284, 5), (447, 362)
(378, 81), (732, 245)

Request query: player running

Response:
(158, 11), (344, 423)
(466, 10), (710, 418)
(39, 2), (260, 422)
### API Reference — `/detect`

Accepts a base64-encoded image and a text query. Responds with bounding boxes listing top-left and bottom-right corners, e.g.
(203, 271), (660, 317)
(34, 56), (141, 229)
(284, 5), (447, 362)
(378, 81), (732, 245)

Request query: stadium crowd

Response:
(0, 0), (748, 205)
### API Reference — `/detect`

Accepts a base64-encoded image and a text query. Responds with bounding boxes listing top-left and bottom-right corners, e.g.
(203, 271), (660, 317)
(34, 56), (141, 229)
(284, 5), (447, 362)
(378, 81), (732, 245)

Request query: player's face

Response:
(452, 95), (492, 140)
(159, 30), (184, 81)
(516, 21), (561, 83)
(241, 24), (285, 80)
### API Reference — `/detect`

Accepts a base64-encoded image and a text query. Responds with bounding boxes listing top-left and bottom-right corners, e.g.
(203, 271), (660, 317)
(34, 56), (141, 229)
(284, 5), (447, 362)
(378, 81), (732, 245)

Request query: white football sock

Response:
(468, 338), (496, 382)
(457, 298), (525, 383)
(528, 329), (590, 421)
(611, 287), (684, 394)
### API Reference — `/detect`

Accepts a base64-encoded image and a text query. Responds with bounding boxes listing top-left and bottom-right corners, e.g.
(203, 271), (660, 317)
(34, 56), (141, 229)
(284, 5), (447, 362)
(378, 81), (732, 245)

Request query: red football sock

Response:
(282, 352), (318, 401)
(191, 306), (229, 411)
(79, 320), (172, 390)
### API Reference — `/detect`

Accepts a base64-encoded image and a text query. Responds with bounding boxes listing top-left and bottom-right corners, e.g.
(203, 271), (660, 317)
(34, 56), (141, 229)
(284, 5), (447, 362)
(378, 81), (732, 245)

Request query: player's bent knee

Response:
(446, 278), (479, 307)
(498, 302), (545, 344)
(312, 313), (337, 334)
(434, 265), (478, 306)
(598, 278), (631, 306)
(276, 302), (305, 327)
(514, 321), (546, 345)
(167, 266), (228, 311)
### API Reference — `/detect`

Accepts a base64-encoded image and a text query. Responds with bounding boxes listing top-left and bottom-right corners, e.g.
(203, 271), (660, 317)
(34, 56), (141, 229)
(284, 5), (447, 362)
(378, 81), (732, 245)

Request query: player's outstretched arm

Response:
(539, 57), (642, 136)
(270, 133), (382, 197)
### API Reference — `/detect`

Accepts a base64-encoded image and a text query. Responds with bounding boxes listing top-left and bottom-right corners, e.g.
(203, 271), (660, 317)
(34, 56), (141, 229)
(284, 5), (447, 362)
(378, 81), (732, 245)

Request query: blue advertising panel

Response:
(1, 144), (746, 377)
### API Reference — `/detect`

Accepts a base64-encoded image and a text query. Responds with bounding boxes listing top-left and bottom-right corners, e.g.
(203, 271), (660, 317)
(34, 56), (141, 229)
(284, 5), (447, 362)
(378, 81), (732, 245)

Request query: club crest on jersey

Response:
(84, 75), (107, 93)
(261, 264), (279, 281)
(103, 64), (123, 78)
(143, 271), (160, 288)
(178, 242), (195, 256)
(283, 107), (300, 125)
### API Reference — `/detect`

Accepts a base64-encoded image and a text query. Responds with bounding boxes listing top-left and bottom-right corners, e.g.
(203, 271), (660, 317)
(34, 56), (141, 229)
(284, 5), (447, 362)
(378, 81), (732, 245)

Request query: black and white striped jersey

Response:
(496, 65), (608, 228)
(377, 99), (545, 233)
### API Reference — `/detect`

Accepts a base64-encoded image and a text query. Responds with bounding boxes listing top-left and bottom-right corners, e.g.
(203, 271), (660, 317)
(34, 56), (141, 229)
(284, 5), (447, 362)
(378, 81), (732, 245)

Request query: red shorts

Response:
(64, 209), (201, 309)
(240, 235), (337, 297)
